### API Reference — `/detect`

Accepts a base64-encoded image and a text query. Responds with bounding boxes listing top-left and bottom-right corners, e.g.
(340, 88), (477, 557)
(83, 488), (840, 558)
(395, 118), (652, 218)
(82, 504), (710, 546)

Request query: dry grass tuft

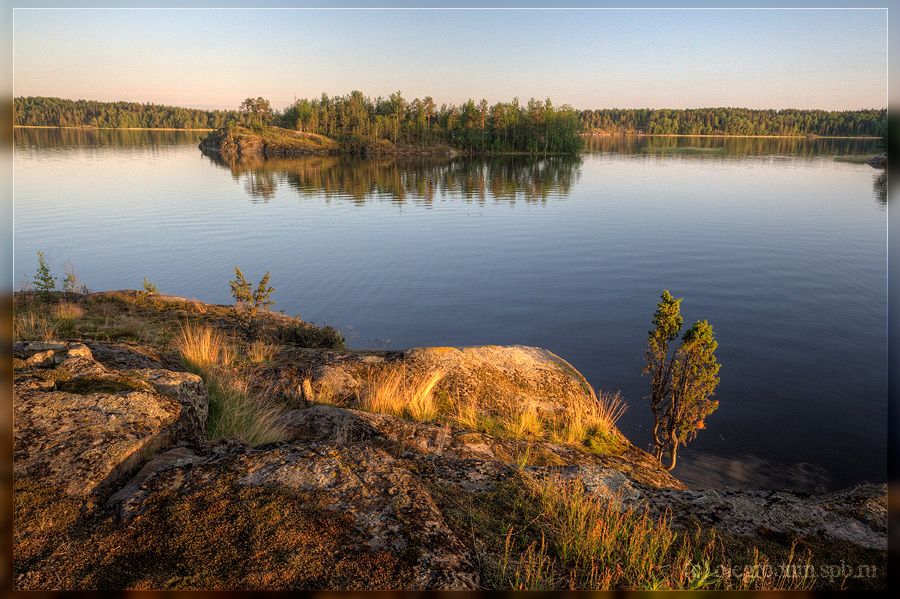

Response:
(113, 314), (145, 339)
(551, 391), (627, 445)
(50, 301), (85, 321)
(449, 393), (483, 431)
(247, 339), (278, 364)
(13, 311), (57, 341)
(505, 405), (545, 439)
(176, 321), (233, 374)
(358, 367), (444, 422)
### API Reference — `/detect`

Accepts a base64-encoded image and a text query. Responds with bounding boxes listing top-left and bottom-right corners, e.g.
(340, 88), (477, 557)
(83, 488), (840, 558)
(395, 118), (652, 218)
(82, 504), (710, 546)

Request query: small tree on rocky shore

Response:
(645, 290), (720, 471)
(34, 251), (56, 300)
(229, 267), (275, 334)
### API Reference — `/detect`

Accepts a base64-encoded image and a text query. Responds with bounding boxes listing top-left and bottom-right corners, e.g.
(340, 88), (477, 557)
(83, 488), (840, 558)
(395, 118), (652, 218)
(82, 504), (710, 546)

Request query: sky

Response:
(11, 7), (888, 112)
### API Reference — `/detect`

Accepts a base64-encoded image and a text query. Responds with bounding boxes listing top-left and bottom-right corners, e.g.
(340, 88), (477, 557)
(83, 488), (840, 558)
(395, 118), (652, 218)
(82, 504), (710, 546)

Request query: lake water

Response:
(13, 128), (887, 494)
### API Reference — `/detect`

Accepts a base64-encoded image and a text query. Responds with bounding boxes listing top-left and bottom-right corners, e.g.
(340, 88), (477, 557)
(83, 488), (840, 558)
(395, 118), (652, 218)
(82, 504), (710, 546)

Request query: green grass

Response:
(431, 471), (818, 591)
(202, 372), (288, 445)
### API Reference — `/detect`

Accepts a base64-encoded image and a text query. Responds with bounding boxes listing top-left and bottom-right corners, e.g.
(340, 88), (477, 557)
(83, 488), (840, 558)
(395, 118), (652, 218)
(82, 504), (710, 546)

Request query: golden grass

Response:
(13, 311), (57, 341)
(174, 323), (286, 445)
(50, 301), (85, 321)
(358, 367), (444, 422)
(449, 393), (482, 431)
(506, 405), (545, 439)
(113, 314), (145, 339)
(247, 339), (278, 364)
(176, 321), (233, 374)
(550, 391), (627, 445)
(500, 475), (813, 590)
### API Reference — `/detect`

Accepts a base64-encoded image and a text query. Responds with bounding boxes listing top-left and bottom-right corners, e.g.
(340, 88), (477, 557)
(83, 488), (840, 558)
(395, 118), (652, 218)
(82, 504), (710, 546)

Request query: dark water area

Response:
(13, 128), (887, 494)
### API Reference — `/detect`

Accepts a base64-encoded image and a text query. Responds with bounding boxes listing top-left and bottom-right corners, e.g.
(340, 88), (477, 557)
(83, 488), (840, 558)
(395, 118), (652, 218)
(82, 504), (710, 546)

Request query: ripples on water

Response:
(13, 128), (887, 493)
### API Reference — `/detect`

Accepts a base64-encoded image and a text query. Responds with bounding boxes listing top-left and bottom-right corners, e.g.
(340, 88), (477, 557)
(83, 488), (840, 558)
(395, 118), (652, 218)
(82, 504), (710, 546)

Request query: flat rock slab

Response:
(113, 439), (480, 590)
(14, 342), (209, 497)
(636, 484), (887, 551)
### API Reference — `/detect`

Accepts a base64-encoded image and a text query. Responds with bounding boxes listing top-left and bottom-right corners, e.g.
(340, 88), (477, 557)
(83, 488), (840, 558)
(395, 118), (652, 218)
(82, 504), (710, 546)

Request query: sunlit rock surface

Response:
(13, 328), (887, 589)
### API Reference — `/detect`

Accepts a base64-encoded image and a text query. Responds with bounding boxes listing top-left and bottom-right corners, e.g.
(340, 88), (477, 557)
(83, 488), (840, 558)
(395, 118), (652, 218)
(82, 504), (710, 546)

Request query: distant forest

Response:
(14, 96), (243, 130)
(15, 95), (887, 144)
(579, 107), (887, 137)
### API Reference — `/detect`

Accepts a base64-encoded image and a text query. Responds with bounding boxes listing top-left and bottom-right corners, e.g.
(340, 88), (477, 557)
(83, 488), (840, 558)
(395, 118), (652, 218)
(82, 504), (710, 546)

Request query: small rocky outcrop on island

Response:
(198, 126), (342, 160)
(198, 126), (458, 162)
(13, 293), (887, 590)
(866, 154), (887, 168)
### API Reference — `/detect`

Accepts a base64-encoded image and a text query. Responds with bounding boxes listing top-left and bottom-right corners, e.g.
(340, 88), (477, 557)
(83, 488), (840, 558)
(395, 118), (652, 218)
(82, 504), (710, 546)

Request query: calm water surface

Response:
(13, 129), (887, 493)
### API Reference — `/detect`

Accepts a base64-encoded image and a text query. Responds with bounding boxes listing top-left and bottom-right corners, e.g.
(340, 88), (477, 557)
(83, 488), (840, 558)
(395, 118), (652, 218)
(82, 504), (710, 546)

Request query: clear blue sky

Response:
(12, 8), (889, 112)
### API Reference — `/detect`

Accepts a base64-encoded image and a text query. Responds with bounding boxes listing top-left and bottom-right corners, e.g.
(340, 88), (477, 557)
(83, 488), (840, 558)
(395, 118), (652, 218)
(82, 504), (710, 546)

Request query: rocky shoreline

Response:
(13, 291), (887, 590)
(198, 126), (459, 161)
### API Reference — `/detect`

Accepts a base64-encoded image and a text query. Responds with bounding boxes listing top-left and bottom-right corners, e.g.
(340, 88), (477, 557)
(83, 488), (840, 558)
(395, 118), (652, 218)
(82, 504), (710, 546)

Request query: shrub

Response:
(34, 251), (56, 299)
(276, 322), (345, 349)
(142, 278), (160, 294)
(62, 261), (89, 296)
(229, 267), (275, 332)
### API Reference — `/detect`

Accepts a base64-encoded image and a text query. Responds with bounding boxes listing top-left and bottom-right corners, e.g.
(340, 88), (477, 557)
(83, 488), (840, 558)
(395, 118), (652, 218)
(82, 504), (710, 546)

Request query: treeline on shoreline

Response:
(580, 107), (887, 137)
(14, 95), (887, 145)
(14, 96), (242, 130)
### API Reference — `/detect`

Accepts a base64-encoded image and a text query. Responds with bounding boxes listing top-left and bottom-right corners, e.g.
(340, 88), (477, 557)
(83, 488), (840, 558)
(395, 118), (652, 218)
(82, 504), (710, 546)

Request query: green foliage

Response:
(15, 96), (887, 140)
(579, 106), (887, 137)
(142, 278), (160, 294)
(276, 321), (345, 350)
(229, 267), (252, 307)
(14, 95), (244, 129)
(645, 290), (720, 471)
(62, 261), (89, 296)
(277, 91), (583, 155)
(33, 252), (56, 299)
(252, 271), (275, 312)
(240, 97), (273, 131)
(229, 267), (275, 332)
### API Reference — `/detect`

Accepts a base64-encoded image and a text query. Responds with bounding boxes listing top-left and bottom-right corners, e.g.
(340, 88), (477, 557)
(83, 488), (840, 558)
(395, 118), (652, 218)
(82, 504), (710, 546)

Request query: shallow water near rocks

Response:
(13, 128), (886, 494)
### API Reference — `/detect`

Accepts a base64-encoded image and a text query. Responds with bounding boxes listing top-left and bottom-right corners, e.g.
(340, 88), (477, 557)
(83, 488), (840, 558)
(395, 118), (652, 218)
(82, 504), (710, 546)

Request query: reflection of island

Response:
(873, 171), (886, 206)
(201, 150), (582, 204)
(14, 126), (203, 151)
(583, 134), (882, 158)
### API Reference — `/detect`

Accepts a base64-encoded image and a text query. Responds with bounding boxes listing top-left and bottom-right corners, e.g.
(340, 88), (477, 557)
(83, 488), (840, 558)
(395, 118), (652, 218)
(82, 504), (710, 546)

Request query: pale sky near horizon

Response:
(12, 8), (888, 112)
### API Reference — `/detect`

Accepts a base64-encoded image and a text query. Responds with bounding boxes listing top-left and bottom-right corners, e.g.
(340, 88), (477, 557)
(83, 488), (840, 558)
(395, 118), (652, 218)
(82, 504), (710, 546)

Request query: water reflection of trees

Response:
(873, 171), (886, 207)
(203, 152), (582, 204)
(14, 127), (205, 151)
(582, 134), (882, 157)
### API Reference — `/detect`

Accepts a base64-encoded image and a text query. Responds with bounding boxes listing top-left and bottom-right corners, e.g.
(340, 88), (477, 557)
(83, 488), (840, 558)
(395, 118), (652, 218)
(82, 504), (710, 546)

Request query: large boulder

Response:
(292, 344), (605, 419)
(14, 342), (209, 497)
